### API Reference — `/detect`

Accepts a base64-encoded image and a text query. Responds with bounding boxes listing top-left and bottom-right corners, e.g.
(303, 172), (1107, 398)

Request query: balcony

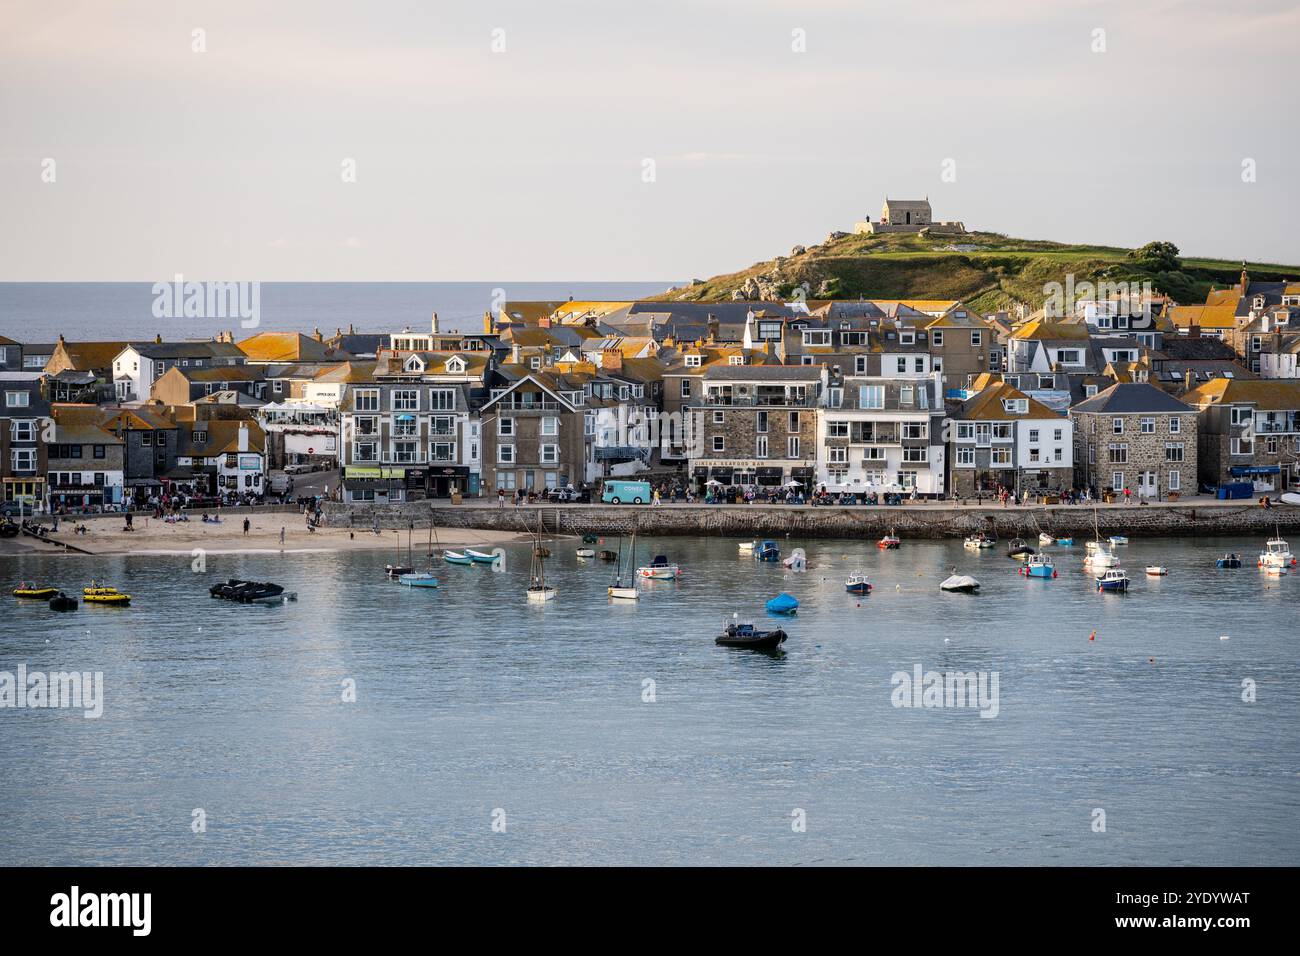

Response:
(498, 400), (560, 411)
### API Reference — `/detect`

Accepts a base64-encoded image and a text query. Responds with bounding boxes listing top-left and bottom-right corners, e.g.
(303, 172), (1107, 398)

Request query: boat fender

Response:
(1052, 570), (1058, 578)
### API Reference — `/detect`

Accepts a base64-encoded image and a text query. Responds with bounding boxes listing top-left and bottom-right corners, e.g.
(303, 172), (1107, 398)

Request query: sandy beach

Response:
(7, 512), (530, 557)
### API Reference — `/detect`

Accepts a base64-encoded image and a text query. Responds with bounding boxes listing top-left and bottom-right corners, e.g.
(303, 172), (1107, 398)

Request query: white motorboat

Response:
(637, 554), (681, 579)
(1038, 532), (1055, 546)
(963, 532), (996, 550)
(940, 574), (980, 594)
(782, 548), (807, 571)
(738, 540), (755, 553)
(576, 547), (595, 558)
(1109, 535), (1129, 546)
(1258, 534), (1294, 569)
(1145, 566), (1169, 576)
(1085, 547), (1120, 568)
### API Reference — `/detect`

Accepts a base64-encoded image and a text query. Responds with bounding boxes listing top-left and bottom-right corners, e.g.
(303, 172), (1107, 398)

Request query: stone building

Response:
(948, 382), (1073, 496)
(479, 373), (586, 496)
(688, 365), (825, 493)
(1181, 378), (1300, 492)
(1070, 383), (1198, 498)
(854, 198), (965, 235)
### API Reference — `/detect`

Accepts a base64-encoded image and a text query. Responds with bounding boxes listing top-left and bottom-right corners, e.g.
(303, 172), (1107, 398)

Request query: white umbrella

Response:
(705, 478), (725, 487)
(781, 479), (803, 489)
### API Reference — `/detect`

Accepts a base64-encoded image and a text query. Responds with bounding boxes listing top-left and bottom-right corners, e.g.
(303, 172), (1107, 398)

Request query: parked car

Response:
(1, 501), (35, 517)
(284, 463), (314, 475)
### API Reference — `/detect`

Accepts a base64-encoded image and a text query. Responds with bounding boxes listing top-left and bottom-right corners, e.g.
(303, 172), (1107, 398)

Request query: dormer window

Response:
(404, 355), (424, 373)
(685, 354), (702, 368)
(445, 357), (465, 373)
(729, 355), (745, 365)
(1003, 399), (1028, 414)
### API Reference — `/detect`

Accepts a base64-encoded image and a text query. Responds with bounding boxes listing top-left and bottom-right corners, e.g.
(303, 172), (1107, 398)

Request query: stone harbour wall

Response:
(324, 501), (1300, 540)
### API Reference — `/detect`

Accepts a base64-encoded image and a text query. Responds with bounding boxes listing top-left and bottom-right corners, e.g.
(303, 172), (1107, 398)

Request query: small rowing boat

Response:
(442, 551), (473, 566)
(398, 571), (440, 588)
(1145, 566), (1168, 576)
(464, 548), (499, 565)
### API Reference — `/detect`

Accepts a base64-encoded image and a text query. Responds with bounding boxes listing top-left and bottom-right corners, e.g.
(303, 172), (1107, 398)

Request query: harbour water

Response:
(1, 534), (1297, 865)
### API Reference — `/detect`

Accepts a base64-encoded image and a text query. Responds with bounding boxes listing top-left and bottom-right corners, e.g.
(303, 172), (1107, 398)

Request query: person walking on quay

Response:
(243, 517), (250, 536)
(652, 488), (661, 507)
(498, 486), (506, 508)
(1123, 486), (1132, 506)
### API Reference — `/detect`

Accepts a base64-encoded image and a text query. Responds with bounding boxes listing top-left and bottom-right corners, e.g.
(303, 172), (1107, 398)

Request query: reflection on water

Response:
(1, 533), (1297, 865)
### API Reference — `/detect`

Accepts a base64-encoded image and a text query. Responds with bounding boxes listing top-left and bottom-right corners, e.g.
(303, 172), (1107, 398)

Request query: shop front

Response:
(343, 466), (407, 503)
(424, 465), (470, 499)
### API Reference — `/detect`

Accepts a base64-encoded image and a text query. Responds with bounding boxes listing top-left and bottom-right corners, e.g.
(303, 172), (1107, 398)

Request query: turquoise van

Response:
(601, 480), (652, 504)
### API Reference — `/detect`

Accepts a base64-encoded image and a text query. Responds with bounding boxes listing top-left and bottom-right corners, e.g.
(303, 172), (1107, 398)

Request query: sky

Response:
(1, 0), (1297, 282)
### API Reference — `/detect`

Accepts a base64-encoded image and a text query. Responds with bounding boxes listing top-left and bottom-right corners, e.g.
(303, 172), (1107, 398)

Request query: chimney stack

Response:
(431, 311), (439, 334)
(483, 310), (494, 335)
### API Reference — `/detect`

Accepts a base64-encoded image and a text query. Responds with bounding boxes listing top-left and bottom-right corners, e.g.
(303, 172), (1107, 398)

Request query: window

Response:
(1140, 417), (1155, 434)
(827, 387), (842, 408)
(1169, 417), (1180, 434)
(1112, 472), (1125, 490)
(1053, 447), (1063, 462)
(802, 330), (831, 347)
(191, 430), (208, 443)
(12, 421), (35, 442)
(1112, 418), (1124, 434)
(712, 436), (725, 453)
(900, 386), (913, 406)
(93, 445), (106, 459)
(896, 357), (907, 373)
(541, 416), (558, 436)
(497, 445), (515, 464)
(4, 391), (30, 408)
(756, 411), (768, 433)
(855, 356), (868, 375)
(902, 447), (928, 463)
(684, 355), (702, 368)
(1108, 443), (1128, 463)
(859, 385), (884, 409)
(1057, 349), (1082, 366)
(680, 379), (691, 398)
(1053, 428), (1063, 441)
(863, 447), (886, 461)
(991, 448), (1012, 466)
(1168, 470), (1181, 491)
(914, 357), (925, 373)
(956, 447), (974, 466)
(497, 417), (514, 437)
(429, 389), (455, 410)
(932, 330), (944, 347)
(955, 423), (974, 440)
(141, 432), (153, 447)
(11, 448), (36, 471)
(788, 412), (799, 431)
(1028, 429), (1039, 443)
(540, 444), (559, 464)
(827, 420), (848, 438)
(787, 436), (800, 459)
(970, 331), (982, 347)
(1231, 437), (1252, 456)
(756, 435), (768, 458)
(392, 390), (418, 411)
(901, 422), (927, 440)
(828, 446), (848, 464)
(712, 410), (724, 424)
(1165, 443), (1184, 462)
(355, 389), (379, 412)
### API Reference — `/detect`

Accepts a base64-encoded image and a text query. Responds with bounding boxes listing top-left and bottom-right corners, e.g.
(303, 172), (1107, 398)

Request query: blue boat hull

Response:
(765, 594), (799, 614)
(1096, 580), (1128, 592)
(845, 583), (872, 595)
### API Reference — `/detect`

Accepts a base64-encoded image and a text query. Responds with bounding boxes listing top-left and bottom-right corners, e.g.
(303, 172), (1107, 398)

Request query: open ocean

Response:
(0, 282), (677, 343)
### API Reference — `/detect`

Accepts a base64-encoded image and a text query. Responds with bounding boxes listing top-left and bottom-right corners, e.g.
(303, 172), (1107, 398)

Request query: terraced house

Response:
(339, 352), (483, 502)
(47, 404), (125, 509)
(479, 372), (586, 496)
(947, 382), (1073, 496)
(1070, 383), (1198, 499)
(815, 370), (946, 496)
(1, 373), (51, 510)
(1181, 379), (1300, 493)
(689, 364), (825, 494)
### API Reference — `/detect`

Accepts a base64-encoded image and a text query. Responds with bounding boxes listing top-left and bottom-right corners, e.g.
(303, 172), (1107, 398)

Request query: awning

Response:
(756, 467), (783, 478)
(344, 478), (406, 491)
(345, 466), (405, 479)
(1230, 465), (1281, 476)
(692, 467), (708, 478)
(709, 467), (734, 483)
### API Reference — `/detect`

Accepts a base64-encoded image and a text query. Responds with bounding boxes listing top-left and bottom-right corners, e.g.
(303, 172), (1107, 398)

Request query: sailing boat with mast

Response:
(608, 531), (639, 601)
(385, 522), (415, 578)
(1083, 505), (1118, 569)
(527, 515), (556, 603)
(399, 516), (440, 587)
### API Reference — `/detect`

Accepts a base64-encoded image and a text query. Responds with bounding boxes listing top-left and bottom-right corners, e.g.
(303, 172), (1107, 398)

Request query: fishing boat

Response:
(963, 531), (995, 550)
(1108, 535), (1129, 546)
(1038, 532), (1055, 546)
(715, 616), (788, 651)
(1258, 530), (1295, 569)
(442, 550), (473, 566)
(464, 548), (499, 565)
(753, 539), (780, 562)
(48, 591), (78, 612)
(782, 548), (807, 571)
(637, 555), (681, 579)
(12, 583), (58, 599)
(1145, 566), (1169, 576)
(598, 549), (619, 562)
(608, 533), (639, 601)
(940, 571), (980, 593)
(1216, 553), (1241, 569)
(575, 547), (595, 559)
(1007, 538), (1036, 559)
(1264, 564), (1287, 578)
(526, 523), (556, 603)
(1019, 553), (1056, 578)
(398, 571), (440, 588)
(83, 583), (130, 606)
(209, 579), (295, 604)
(845, 571), (872, 595)
(765, 592), (799, 615)
(1056, 536), (1074, 546)
(1095, 568), (1131, 592)
(877, 531), (901, 550)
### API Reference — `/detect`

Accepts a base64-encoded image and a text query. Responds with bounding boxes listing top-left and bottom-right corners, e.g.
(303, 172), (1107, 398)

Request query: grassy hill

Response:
(657, 231), (1300, 311)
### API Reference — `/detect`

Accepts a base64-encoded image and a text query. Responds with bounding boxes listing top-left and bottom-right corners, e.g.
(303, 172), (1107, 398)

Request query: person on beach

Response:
(279, 527), (285, 546)
(243, 517), (250, 535)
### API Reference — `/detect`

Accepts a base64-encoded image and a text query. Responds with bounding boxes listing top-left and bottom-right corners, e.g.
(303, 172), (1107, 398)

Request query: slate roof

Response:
(1070, 382), (1193, 414)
